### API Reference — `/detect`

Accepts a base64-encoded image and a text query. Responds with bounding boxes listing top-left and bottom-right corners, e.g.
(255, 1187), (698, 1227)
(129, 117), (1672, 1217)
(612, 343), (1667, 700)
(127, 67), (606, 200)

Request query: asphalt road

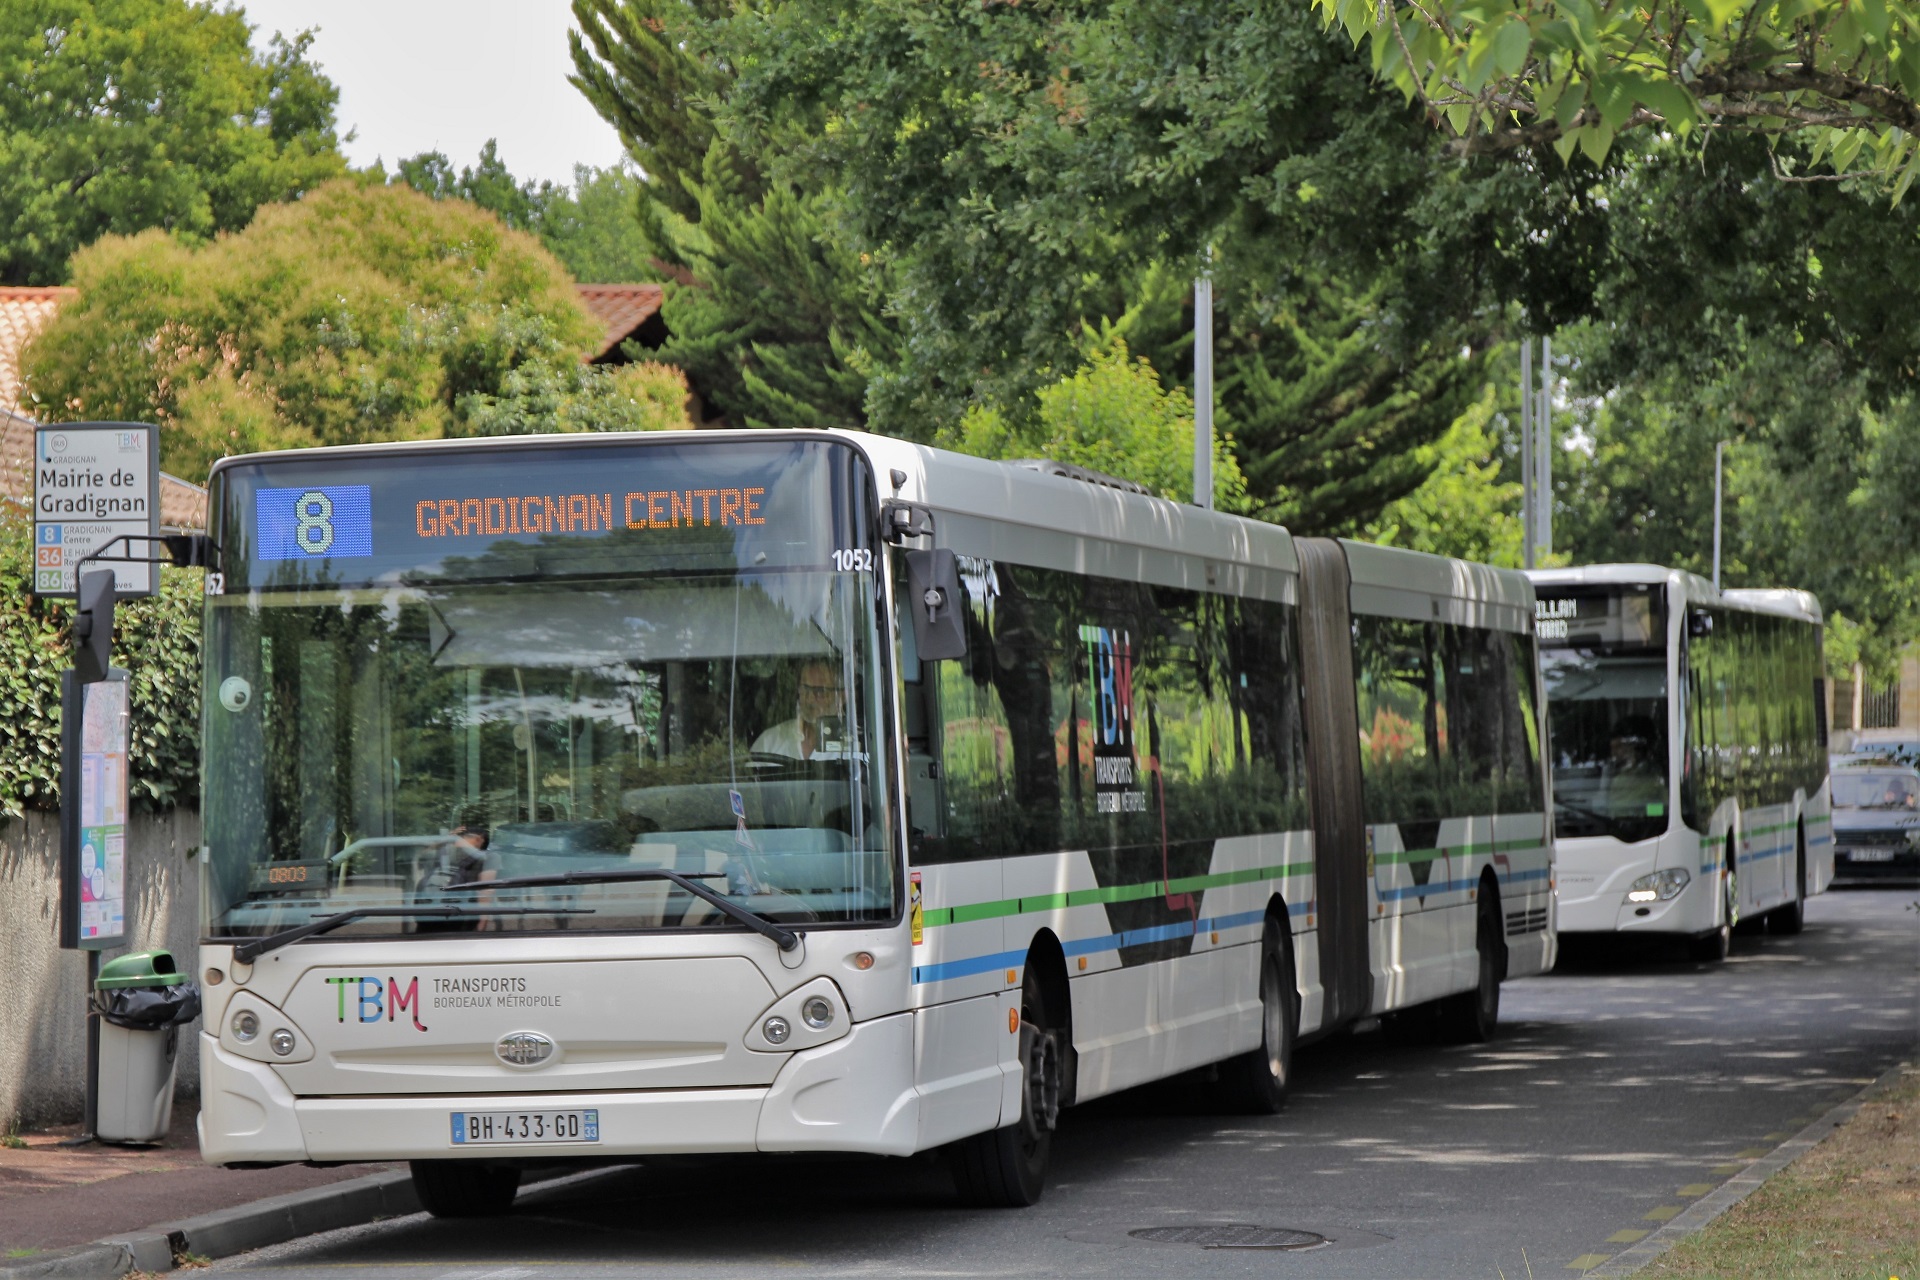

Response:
(214, 886), (1918, 1279)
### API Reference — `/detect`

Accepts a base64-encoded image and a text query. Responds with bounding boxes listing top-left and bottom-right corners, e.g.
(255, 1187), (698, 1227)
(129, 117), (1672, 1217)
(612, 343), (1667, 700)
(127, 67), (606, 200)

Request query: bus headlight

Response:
(1626, 868), (1690, 903)
(231, 1010), (260, 1042)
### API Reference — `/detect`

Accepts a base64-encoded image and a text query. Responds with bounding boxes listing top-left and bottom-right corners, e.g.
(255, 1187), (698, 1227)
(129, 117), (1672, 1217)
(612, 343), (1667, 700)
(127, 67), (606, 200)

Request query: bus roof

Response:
(208, 426), (1536, 610)
(1524, 564), (1823, 625)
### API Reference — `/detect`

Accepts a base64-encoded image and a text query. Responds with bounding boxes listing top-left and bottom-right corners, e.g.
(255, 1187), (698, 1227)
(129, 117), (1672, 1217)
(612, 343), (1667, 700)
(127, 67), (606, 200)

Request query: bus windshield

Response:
(1536, 586), (1670, 844)
(202, 438), (895, 941)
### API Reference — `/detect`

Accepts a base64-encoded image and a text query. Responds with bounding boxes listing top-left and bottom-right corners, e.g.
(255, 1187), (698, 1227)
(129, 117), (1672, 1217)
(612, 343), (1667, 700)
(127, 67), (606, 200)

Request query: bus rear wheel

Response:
(1214, 919), (1296, 1113)
(408, 1160), (521, 1218)
(948, 969), (1060, 1207)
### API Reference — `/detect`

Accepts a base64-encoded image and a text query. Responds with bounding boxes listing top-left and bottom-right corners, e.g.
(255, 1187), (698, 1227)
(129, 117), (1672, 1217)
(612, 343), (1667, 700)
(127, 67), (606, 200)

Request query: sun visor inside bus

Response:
(426, 584), (839, 668)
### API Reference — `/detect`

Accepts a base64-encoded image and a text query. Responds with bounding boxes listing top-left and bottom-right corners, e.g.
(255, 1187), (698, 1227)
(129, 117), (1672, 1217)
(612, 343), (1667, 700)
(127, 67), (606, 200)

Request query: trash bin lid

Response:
(96, 949), (190, 989)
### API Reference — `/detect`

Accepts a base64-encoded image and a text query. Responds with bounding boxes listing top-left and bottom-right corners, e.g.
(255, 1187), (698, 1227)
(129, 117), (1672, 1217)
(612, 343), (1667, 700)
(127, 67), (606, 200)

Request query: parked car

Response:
(1835, 730), (1920, 767)
(1830, 761), (1920, 881)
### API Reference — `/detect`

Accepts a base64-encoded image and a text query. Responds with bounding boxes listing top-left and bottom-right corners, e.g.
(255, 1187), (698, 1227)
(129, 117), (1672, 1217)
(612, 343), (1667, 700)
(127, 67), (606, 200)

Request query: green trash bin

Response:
(93, 950), (201, 1144)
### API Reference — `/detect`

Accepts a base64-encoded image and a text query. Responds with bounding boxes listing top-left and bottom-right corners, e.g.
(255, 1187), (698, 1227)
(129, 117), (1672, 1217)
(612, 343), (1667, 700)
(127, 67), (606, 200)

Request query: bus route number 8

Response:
(294, 490), (335, 555)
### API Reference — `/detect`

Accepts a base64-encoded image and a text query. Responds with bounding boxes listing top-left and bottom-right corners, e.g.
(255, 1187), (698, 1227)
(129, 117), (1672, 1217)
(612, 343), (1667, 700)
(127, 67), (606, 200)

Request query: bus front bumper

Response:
(199, 1012), (920, 1164)
(1554, 834), (1714, 936)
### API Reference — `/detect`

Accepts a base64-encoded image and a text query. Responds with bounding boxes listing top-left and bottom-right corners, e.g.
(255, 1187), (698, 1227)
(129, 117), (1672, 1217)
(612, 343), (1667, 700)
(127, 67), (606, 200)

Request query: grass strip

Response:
(1647, 1062), (1920, 1279)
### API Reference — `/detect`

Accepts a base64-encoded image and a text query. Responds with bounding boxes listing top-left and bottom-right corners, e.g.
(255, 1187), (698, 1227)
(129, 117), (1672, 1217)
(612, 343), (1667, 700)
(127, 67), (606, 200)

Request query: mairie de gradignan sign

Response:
(31, 422), (159, 599)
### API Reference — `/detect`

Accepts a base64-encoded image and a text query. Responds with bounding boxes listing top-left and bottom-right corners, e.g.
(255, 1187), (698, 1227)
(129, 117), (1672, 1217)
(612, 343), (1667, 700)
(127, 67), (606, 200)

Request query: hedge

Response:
(0, 505), (202, 818)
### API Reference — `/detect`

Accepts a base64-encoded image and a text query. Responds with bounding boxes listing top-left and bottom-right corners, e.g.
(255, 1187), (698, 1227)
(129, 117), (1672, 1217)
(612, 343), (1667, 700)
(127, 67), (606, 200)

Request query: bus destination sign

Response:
(255, 476), (771, 564)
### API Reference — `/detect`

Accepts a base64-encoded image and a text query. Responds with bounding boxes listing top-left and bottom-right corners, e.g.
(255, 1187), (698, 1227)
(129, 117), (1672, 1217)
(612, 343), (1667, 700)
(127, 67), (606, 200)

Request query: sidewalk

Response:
(0, 1106), (397, 1262)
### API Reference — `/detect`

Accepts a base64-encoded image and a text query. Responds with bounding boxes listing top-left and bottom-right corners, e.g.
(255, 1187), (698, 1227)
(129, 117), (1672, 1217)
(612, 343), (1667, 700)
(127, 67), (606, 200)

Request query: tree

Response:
(699, 0), (1569, 525)
(20, 179), (694, 481)
(1363, 387), (1524, 566)
(568, 0), (897, 431)
(0, 0), (346, 285)
(386, 142), (659, 283)
(946, 336), (1248, 508)
(1314, 0), (1920, 190)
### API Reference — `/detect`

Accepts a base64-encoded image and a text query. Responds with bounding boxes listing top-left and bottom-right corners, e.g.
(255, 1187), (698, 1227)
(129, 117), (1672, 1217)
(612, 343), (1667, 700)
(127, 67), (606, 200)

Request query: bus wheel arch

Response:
(1770, 821), (1807, 935)
(1690, 833), (1735, 962)
(1023, 931), (1076, 1107)
(947, 933), (1070, 1207)
(1439, 872), (1503, 1043)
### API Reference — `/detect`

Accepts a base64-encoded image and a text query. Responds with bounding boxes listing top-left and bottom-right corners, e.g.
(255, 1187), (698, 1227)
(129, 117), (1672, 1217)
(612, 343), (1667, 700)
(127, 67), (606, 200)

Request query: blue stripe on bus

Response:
(1375, 865), (1550, 904)
(910, 905), (1306, 985)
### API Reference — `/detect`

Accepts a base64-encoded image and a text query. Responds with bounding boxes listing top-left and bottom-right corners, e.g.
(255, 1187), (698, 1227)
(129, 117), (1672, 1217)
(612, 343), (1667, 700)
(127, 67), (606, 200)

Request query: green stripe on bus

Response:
(920, 859), (1317, 929)
(1373, 839), (1546, 864)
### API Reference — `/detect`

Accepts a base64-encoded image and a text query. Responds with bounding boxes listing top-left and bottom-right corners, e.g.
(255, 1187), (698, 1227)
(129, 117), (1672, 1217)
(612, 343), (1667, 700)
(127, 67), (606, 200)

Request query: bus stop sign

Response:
(31, 422), (159, 599)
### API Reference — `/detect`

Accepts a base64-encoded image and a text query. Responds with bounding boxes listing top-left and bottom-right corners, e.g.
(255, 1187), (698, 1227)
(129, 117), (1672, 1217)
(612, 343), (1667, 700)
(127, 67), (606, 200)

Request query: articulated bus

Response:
(1526, 565), (1831, 958)
(195, 430), (1553, 1213)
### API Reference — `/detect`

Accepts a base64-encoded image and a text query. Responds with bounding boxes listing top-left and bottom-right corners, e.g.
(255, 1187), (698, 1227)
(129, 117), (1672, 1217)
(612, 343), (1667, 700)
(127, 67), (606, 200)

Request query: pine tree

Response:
(568, 0), (895, 428)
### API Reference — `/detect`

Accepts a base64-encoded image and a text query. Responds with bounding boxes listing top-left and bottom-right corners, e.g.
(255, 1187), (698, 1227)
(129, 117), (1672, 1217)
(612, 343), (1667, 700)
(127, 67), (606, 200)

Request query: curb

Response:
(1588, 1055), (1916, 1277)
(0, 1168), (417, 1280)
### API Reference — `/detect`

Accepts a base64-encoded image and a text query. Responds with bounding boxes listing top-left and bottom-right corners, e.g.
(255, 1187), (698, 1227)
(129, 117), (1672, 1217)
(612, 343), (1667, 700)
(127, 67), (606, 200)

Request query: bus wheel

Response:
(1770, 838), (1807, 935)
(1689, 865), (1734, 962)
(1214, 919), (1296, 1114)
(1439, 888), (1503, 1043)
(948, 969), (1060, 1207)
(408, 1160), (521, 1218)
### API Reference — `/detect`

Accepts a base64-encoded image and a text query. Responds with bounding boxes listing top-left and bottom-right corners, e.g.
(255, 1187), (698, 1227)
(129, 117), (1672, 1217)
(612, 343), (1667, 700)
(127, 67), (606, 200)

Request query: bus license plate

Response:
(1843, 848), (1896, 862)
(450, 1110), (599, 1146)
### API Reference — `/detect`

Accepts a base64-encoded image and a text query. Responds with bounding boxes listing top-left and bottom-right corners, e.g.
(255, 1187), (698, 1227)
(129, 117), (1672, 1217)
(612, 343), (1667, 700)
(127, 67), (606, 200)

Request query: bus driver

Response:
(754, 658), (846, 761)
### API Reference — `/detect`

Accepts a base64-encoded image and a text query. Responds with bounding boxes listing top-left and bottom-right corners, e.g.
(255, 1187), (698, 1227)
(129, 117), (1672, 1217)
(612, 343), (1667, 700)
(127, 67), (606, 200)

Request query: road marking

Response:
(1710, 1163), (1745, 1175)
(1735, 1146), (1771, 1158)
(1565, 1254), (1612, 1271)
(1763, 1130), (1789, 1140)
(1676, 1183), (1714, 1197)
(1643, 1205), (1683, 1221)
(1605, 1230), (1649, 1244)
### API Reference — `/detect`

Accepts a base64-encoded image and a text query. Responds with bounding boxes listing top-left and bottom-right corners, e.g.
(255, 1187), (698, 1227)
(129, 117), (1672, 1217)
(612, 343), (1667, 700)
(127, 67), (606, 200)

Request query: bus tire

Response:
(947, 967), (1060, 1208)
(1439, 884), (1503, 1043)
(1689, 854), (1734, 962)
(1770, 832), (1807, 935)
(1214, 918), (1296, 1114)
(408, 1160), (521, 1218)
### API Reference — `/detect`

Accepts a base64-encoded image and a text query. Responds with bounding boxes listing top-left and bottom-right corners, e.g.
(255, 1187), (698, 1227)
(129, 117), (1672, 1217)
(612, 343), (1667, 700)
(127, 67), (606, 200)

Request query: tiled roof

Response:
(575, 283), (665, 360)
(0, 287), (75, 414)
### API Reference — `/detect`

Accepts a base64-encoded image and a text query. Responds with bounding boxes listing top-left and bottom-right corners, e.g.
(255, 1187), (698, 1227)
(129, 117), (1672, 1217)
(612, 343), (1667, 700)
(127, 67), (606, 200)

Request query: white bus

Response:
(1526, 566), (1832, 958)
(194, 431), (1553, 1212)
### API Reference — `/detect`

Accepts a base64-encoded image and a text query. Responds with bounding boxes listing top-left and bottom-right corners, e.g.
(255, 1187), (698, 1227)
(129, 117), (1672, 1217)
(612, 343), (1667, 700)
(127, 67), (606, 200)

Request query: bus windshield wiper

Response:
(228, 905), (593, 964)
(444, 868), (802, 952)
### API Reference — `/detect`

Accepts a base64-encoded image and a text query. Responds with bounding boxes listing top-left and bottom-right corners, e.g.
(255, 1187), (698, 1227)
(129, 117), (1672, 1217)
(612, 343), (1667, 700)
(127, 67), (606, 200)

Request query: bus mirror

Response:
(1689, 609), (1714, 638)
(905, 549), (967, 661)
(73, 568), (117, 685)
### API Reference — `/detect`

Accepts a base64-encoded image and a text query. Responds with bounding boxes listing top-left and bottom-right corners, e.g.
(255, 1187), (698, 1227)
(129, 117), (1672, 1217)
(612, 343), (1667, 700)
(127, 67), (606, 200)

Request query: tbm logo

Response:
(325, 976), (428, 1032)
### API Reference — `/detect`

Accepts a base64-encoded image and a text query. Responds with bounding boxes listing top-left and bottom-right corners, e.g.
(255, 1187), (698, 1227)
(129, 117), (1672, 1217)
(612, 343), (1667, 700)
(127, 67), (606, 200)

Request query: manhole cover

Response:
(1128, 1224), (1328, 1251)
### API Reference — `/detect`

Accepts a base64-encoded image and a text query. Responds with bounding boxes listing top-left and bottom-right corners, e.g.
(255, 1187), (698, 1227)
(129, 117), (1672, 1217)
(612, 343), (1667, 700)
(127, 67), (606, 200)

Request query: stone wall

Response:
(0, 808), (203, 1129)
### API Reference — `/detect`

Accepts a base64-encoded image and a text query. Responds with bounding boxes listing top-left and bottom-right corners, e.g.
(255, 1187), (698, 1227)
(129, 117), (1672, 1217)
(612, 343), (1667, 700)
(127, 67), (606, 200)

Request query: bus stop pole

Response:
(1193, 265), (1214, 511)
(1520, 341), (1534, 569)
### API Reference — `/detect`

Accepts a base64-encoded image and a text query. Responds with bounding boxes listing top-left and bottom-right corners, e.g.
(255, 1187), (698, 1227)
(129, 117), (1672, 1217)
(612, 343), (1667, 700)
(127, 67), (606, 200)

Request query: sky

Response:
(238, 0), (627, 188)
